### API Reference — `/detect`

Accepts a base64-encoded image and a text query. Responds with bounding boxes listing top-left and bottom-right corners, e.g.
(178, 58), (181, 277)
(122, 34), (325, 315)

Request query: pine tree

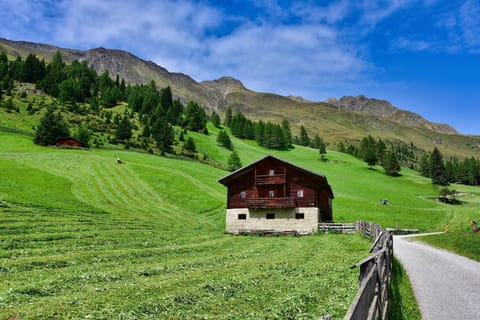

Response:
(184, 101), (207, 132)
(383, 150), (401, 176)
(419, 153), (431, 177)
(152, 117), (174, 154)
(431, 147), (447, 185)
(75, 127), (91, 147)
(211, 111), (221, 128)
(160, 86), (173, 111)
(364, 147), (378, 168)
(217, 130), (233, 150)
(281, 119), (292, 148)
(183, 137), (196, 153)
(224, 108), (233, 127)
(359, 135), (378, 168)
(228, 151), (242, 171)
(34, 107), (70, 146)
(116, 114), (132, 142)
(299, 125), (310, 146)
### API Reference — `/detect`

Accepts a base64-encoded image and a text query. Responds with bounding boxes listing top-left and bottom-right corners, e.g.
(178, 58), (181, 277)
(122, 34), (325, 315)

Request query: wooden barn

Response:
(218, 155), (334, 234)
(55, 137), (84, 148)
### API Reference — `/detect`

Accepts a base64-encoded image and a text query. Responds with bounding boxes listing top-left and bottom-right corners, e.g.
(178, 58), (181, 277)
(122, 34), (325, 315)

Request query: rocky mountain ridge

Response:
(327, 95), (457, 135)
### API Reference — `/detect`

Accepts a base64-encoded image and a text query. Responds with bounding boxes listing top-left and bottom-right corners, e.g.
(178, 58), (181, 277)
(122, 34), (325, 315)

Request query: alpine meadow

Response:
(1, 40), (480, 319)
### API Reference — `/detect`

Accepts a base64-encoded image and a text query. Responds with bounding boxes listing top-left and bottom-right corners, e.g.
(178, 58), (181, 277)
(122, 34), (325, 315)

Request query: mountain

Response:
(1, 37), (480, 157)
(326, 95), (457, 135)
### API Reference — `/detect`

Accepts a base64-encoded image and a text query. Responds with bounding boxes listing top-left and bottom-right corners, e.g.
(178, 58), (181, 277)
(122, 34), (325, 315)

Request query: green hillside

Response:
(1, 76), (479, 318)
(2, 119), (480, 318)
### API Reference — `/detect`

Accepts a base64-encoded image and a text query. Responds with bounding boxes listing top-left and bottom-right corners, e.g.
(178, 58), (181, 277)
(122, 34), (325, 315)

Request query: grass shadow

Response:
(388, 257), (422, 320)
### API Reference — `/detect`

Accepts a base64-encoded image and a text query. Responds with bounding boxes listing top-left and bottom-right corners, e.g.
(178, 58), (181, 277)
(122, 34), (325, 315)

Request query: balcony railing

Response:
(255, 173), (286, 185)
(245, 197), (296, 209)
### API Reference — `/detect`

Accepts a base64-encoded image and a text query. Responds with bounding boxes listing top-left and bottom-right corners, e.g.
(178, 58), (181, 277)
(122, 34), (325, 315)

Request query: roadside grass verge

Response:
(417, 233), (480, 262)
(388, 257), (422, 320)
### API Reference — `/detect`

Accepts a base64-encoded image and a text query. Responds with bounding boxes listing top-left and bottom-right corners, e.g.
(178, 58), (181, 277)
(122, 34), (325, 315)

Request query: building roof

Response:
(218, 155), (334, 197)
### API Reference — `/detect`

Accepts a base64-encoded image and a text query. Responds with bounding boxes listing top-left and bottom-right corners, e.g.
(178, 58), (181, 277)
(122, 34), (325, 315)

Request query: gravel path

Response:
(394, 234), (480, 320)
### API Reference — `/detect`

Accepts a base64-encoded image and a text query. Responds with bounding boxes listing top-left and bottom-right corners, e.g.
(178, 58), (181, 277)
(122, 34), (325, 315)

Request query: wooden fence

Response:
(343, 221), (393, 320)
(318, 222), (356, 234)
(0, 125), (34, 137)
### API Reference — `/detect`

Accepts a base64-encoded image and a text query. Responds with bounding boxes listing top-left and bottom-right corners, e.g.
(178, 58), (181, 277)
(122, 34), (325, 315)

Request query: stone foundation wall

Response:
(225, 207), (319, 234)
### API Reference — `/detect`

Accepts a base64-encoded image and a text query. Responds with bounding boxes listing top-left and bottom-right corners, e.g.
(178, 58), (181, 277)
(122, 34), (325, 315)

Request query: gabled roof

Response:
(218, 155), (333, 197)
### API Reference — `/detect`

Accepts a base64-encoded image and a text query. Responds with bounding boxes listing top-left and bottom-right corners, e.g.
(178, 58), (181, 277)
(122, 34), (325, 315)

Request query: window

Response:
(266, 213), (275, 219)
(269, 190), (275, 198)
(295, 213), (305, 219)
(297, 189), (304, 198)
(240, 191), (246, 199)
(269, 169), (275, 176)
(238, 214), (247, 220)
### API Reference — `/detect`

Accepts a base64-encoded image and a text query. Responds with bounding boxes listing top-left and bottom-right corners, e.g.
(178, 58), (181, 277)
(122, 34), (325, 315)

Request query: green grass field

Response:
(1, 115), (480, 318)
(0, 131), (374, 319)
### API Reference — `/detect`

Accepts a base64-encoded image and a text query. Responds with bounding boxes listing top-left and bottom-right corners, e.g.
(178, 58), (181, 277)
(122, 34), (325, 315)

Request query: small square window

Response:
(238, 214), (247, 220)
(240, 191), (246, 199)
(297, 189), (304, 198)
(269, 169), (275, 176)
(269, 190), (275, 197)
(295, 213), (305, 219)
(266, 213), (275, 219)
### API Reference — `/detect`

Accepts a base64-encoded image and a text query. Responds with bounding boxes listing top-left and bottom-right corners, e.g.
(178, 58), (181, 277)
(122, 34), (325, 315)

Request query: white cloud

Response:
(358, 0), (417, 26)
(460, 0), (480, 50)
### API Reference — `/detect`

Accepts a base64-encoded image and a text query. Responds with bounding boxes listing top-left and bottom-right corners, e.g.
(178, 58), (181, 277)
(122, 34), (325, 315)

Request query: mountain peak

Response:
(327, 95), (457, 135)
(201, 77), (245, 90)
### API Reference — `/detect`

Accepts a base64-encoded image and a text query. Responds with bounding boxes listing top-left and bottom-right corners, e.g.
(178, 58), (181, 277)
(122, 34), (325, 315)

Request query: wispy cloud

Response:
(459, 0), (480, 50)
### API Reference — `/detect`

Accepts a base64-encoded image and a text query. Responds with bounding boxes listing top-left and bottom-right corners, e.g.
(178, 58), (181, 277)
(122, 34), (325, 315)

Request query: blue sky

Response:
(1, 0), (479, 134)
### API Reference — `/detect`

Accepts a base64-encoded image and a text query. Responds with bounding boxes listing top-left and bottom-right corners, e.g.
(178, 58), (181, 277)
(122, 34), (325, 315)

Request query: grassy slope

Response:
(0, 132), (372, 319)
(1, 113), (479, 318)
(222, 90), (480, 158)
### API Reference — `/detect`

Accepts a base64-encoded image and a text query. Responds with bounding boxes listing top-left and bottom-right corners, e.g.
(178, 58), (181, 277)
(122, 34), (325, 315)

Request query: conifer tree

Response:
(281, 119), (292, 148)
(224, 107), (233, 127)
(116, 114), (132, 142)
(383, 150), (401, 176)
(299, 125), (310, 146)
(34, 107), (70, 146)
(228, 151), (242, 171)
(211, 111), (221, 128)
(152, 117), (174, 154)
(217, 130), (233, 150)
(184, 137), (196, 153)
(431, 147), (447, 185)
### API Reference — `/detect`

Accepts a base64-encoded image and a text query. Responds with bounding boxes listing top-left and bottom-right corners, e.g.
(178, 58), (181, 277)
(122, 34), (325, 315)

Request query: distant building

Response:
(218, 155), (334, 234)
(55, 137), (84, 148)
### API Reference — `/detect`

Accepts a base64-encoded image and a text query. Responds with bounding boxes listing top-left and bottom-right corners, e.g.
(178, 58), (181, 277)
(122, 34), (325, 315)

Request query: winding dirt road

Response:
(394, 234), (480, 320)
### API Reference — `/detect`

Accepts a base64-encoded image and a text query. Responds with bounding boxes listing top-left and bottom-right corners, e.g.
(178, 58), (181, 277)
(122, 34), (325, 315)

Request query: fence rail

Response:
(0, 125), (34, 137)
(343, 221), (393, 320)
(318, 222), (356, 234)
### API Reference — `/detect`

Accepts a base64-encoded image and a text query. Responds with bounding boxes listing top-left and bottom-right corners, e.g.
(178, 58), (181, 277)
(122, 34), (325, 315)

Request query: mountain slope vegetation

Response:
(2, 37), (480, 159)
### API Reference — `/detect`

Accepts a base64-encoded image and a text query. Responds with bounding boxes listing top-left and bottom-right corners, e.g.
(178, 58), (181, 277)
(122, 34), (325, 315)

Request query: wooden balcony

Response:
(245, 197), (296, 209)
(255, 173), (286, 185)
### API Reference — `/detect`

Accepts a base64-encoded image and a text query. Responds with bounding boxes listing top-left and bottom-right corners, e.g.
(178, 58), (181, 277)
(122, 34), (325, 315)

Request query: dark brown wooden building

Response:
(218, 155), (334, 234)
(55, 137), (85, 148)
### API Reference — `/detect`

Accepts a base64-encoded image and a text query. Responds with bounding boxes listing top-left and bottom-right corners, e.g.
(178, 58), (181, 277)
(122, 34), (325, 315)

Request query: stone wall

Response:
(225, 207), (319, 234)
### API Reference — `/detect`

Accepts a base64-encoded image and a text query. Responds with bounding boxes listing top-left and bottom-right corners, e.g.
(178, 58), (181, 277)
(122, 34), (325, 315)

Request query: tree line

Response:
(419, 147), (480, 186)
(223, 107), (327, 154)
(337, 135), (401, 176)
